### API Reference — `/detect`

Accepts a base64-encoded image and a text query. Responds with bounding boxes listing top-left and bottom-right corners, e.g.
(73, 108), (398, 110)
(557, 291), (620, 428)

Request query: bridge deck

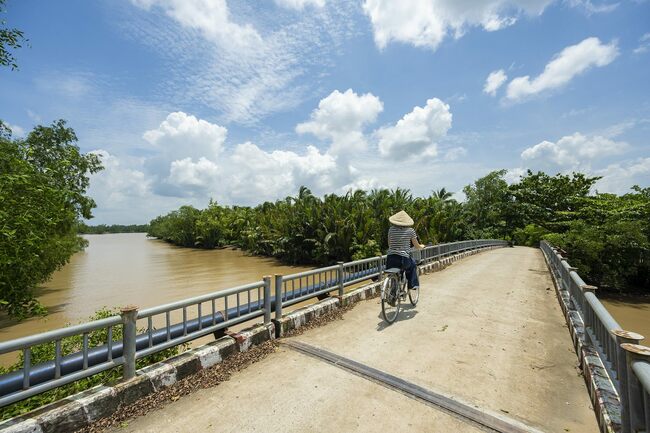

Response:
(109, 247), (598, 433)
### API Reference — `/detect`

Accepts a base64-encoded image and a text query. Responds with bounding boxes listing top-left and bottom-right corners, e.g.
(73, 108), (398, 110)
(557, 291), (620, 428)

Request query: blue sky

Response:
(1, 0), (649, 224)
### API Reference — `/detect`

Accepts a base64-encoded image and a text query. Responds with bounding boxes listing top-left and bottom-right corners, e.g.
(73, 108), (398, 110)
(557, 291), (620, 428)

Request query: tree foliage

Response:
(0, 0), (26, 70)
(149, 187), (466, 265)
(0, 120), (103, 319)
(149, 170), (649, 293)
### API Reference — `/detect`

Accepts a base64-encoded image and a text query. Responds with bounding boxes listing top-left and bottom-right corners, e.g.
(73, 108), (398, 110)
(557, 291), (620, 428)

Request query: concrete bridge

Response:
(2, 243), (649, 433)
(107, 247), (596, 433)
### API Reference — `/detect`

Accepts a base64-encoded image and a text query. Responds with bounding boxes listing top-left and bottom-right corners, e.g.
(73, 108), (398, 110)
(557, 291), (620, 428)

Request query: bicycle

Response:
(380, 258), (420, 324)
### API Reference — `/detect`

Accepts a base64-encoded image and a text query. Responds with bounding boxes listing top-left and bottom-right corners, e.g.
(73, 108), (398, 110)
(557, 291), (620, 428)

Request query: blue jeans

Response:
(386, 254), (419, 289)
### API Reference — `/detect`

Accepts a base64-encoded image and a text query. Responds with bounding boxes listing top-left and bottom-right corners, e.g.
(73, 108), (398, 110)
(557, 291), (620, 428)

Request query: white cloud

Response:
(126, 1), (358, 124)
(567, 0), (619, 14)
(595, 158), (650, 194)
(444, 146), (467, 161)
(275, 0), (325, 9)
(634, 33), (650, 54)
(143, 111), (227, 161)
(131, 0), (261, 49)
(168, 157), (220, 189)
(483, 69), (508, 96)
(296, 89), (383, 154)
(521, 132), (628, 166)
(4, 122), (25, 137)
(129, 111), (356, 202)
(88, 150), (151, 205)
(34, 71), (97, 99)
(376, 98), (452, 159)
(506, 37), (619, 101)
(504, 167), (526, 184)
(26, 109), (42, 124)
(362, 0), (553, 50)
(228, 142), (346, 202)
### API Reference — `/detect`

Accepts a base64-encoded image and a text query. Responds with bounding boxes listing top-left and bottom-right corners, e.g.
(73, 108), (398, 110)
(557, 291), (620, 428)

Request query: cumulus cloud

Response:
(88, 150), (151, 205)
(595, 158), (650, 194)
(274, 0), (325, 9)
(143, 111), (227, 161)
(228, 142), (346, 202)
(376, 98), (452, 159)
(506, 37), (619, 101)
(362, 0), (553, 50)
(521, 132), (628, 166)
(504, 167), (526, 184)
(168, 157), (220, 190)
(296, 89), (384, 154)
(483, 69), (508, 96)
(133, 111), (357, 202)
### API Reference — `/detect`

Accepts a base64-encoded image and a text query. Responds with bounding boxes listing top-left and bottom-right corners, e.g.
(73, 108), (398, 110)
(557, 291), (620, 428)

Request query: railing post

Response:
(263, 275), (271, 325)
(581, 284), (597, 322)
(337, 262), (345, 297)
(613, 330), (644, 433)
(274, 274), (283, 320)
(621, 343), (650, 433)
(120, 305), (138, 381)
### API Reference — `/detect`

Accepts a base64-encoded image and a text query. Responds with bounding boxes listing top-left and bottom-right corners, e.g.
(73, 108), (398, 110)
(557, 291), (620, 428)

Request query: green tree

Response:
(0, 0), (26, 70)
(510, 170), (599, 232)
(462, 170), (512, 238)
(0, 120), (103, 318)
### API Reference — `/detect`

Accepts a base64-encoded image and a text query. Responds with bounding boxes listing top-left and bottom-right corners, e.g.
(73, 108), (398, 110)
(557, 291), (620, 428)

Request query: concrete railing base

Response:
(541, 249), (621, 433)
(0, 244), (503, 433)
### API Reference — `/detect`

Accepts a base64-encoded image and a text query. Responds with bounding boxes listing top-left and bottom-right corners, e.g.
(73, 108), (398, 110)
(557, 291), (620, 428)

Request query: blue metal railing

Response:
(0, 239), (506, 408)
(541, 240), (650, 433)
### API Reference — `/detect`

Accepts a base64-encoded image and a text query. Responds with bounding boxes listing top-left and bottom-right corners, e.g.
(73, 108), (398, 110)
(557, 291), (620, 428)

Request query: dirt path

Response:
(107, 247), (598, 433)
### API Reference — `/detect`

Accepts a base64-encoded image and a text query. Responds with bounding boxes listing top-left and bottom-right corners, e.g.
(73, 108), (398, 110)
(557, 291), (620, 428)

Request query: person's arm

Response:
(411, 235), (425, 250)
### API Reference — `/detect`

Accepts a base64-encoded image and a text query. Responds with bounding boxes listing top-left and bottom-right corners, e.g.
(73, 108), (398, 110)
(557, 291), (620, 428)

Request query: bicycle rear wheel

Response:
(381, 275), (401, 324)
(408, 283), (419, 306)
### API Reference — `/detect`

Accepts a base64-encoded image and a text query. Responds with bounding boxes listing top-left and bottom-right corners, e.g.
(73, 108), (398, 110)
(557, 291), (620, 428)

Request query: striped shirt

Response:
(387, 226), (416, 258)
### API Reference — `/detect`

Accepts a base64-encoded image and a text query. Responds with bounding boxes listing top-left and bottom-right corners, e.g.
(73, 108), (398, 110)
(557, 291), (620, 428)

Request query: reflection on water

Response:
(601, 295), (650, 341)
(0, 233), (309, 342)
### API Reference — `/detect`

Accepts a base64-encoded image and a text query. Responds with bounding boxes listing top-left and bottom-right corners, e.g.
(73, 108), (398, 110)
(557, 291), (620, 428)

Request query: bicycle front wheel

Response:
(381, 275), (401, 324)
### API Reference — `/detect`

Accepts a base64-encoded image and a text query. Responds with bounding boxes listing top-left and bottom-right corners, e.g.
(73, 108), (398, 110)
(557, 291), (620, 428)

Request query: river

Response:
(601, 296), (650, 342)
(1, 235), (648, 348)
(0, 233), (309, 344)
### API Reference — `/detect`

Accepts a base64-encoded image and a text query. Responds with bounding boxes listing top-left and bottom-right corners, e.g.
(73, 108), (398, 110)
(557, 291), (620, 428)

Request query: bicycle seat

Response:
(384, 267), (402, 274)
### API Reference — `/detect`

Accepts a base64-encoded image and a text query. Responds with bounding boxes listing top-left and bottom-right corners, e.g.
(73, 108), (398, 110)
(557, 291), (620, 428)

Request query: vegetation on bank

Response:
(78, 223), (149, 234)
(0, 121), (103, 319)
(0, 309), (184, 421)
(149, 171), (649, 294)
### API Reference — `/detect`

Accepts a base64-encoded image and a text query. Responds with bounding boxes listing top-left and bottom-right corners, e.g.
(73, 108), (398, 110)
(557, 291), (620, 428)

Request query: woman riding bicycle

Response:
(386, 210), (425, 292)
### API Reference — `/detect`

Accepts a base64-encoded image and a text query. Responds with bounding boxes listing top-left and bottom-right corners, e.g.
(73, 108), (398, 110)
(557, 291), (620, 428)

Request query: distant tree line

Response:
(78, 223), (149, 234)
(149, 170), (650, 294)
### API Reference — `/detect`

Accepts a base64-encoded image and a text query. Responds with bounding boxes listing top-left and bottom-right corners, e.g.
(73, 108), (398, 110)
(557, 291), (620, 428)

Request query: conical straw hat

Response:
(389, 210), (414, 227)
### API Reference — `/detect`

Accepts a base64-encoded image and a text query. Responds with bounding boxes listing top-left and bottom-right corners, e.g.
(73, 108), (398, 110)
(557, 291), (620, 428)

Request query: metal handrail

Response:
(540, 240), (650, 433)
(0, 238), (505, 409)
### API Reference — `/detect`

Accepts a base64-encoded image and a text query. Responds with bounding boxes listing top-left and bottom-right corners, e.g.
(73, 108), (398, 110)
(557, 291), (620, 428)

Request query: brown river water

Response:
(1, 234), (648, 350)
(0, 233), (309, 345)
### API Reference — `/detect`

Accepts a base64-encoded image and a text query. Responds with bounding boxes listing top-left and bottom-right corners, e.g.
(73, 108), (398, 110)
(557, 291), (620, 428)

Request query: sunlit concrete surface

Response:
(108, 247), (598, 433)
